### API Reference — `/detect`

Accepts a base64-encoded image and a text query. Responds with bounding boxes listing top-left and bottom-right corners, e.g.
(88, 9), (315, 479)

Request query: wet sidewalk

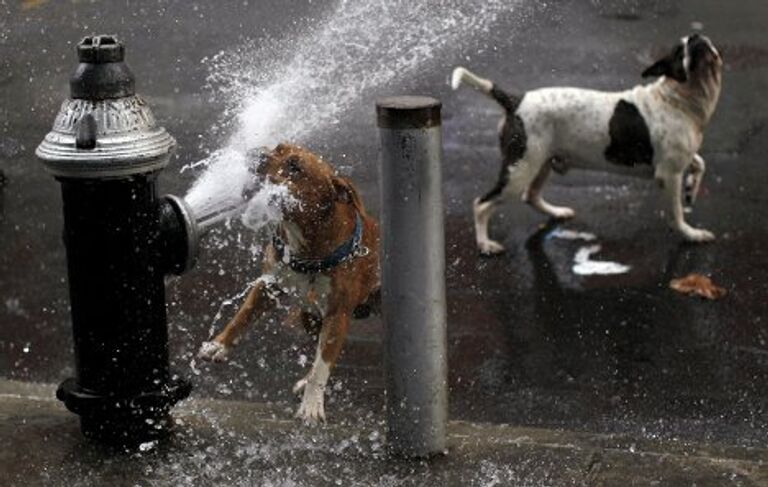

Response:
(2, 1), (768, 484)
(1, 379), (766, 486)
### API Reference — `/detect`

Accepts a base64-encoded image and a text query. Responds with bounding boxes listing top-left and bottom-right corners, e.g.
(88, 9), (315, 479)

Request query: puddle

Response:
(573, 245), (631, 276)
(546, 226), (631, 276)
(547, 228), (597, 242)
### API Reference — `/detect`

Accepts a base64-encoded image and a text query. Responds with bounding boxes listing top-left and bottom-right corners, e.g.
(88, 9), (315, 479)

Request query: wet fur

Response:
(198, 144), (380, 423)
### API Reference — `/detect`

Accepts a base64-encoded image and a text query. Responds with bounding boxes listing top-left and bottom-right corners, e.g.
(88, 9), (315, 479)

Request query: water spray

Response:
(36, 36), (199, 445)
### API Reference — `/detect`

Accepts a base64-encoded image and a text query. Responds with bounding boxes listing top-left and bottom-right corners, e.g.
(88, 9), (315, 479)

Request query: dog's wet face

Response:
(256, 143), (345, 223)
(642, 34), (722, 83)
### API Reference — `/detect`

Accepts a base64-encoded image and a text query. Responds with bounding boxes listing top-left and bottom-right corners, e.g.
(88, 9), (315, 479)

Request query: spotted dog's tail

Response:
(451, 66), (521, 112)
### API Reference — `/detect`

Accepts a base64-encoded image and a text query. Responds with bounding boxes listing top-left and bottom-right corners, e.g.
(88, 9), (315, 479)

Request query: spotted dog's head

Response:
(642, 34), (722, 84)
(255, 143), (361, 224)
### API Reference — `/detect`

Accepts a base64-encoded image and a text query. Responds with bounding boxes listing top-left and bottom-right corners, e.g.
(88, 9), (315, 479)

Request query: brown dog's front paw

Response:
(197, 341), (229, 362)
(295, 384), (326, 424)
(292, 376), (308, 395)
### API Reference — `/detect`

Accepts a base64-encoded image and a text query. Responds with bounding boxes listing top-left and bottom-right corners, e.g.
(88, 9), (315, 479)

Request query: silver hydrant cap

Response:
(36, 35), (175, 178)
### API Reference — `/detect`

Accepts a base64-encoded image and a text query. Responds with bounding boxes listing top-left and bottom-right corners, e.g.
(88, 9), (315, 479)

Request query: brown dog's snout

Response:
(252, 150), (285, 185)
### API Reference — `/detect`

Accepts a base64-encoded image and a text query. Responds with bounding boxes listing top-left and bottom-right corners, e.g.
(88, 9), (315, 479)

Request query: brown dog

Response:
(197, 143), (380, 423)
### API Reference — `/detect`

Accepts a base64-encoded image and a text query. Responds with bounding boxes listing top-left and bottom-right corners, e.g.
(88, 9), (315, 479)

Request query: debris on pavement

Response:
(669, 274), (727, 300)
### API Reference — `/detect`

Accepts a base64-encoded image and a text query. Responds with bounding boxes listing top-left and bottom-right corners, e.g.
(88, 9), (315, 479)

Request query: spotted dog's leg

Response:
(684, 153), (706, 208)
(523, 163), (575, 220)
(294, 309), (350, 423)
(473, 175), (509, 256)
(474, 151), (546, 255)
(657, 167), (715, 242)
(198, 280), (276, 362)
(474, 110), (535, 256)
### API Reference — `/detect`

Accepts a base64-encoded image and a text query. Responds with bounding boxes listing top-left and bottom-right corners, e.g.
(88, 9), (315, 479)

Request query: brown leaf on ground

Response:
(669, 273), (727, 300)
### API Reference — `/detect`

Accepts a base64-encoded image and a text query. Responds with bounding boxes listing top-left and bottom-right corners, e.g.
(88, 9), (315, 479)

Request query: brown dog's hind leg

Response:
(198, 280), (276, 362)
(300, 311), (323, 337)
(352, 287), (381, 319)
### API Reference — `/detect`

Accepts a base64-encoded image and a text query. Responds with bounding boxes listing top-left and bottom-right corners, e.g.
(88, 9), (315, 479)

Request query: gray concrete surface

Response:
(1, 0), (768, 483)
(1, 379), (766, 486)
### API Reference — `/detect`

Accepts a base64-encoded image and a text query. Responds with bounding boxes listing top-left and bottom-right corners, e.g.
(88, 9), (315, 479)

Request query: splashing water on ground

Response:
(183, 0), (522, 230)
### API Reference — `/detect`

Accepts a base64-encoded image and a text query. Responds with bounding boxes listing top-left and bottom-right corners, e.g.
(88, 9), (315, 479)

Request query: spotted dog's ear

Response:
(642, 44), (687, 82)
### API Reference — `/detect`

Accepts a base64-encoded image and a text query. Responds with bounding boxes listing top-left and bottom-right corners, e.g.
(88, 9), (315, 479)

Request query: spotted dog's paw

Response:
(681, 226), (716, 243)
(477, 239), (506, 256)
(295, 383), (326, 424)
(549, 206), (576, 220)
(197, 341), (230, 362)
(676, 222), (715, 242)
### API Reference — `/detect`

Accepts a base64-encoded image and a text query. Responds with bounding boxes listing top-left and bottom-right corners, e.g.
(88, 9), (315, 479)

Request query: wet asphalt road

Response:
(1, 0), (768, 448)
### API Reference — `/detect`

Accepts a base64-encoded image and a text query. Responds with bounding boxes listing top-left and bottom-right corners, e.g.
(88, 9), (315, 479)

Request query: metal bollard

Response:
(376, 96), (448, 457)
(36, 36), (197, 446)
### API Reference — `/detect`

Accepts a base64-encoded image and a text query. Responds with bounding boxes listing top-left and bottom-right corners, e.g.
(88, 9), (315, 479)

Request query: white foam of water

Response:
(138, 440), (158, 452)
(240, 180), (298, 233)
(573, 245), (631, 276)
(183, 0), (522, 228)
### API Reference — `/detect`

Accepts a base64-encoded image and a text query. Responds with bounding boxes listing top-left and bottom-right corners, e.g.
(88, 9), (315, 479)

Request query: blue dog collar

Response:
(273, 213), (366, 274)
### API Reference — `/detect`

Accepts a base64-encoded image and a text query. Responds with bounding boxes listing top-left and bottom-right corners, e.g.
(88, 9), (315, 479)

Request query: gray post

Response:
(376, 96), (448, 457)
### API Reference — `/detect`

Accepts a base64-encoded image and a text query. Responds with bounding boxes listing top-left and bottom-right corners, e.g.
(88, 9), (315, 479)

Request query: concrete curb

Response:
(1, 379), (767, 486)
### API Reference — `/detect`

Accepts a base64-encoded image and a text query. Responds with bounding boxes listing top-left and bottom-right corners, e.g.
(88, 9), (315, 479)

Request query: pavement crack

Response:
(584, 451), (603, 485)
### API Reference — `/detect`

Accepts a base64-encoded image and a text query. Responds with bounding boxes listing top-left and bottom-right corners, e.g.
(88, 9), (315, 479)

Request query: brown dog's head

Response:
(642, 34), (722, 85)
(255, 143), (362, 224)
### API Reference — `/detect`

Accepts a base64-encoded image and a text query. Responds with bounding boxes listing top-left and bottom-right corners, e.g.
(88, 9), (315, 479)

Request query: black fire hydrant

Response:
(36, 36), (198, 445)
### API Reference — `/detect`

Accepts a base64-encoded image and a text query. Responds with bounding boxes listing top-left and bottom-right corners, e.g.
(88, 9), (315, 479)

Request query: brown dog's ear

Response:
(332, 176), (352, 203)
(273, 143), (292, 155)
(642, 44), (687, 82)
(332, 175), (364, 213)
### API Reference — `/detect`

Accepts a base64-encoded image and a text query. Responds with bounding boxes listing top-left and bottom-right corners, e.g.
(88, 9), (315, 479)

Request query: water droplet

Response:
(138, 440), (158, 452)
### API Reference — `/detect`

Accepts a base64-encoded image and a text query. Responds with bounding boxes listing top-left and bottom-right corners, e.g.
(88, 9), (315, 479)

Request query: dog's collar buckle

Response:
(354, 244), (370, 258)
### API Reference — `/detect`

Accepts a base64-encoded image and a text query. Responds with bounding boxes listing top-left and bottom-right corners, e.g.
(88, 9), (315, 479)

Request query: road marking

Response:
(21, 0), (50, 11)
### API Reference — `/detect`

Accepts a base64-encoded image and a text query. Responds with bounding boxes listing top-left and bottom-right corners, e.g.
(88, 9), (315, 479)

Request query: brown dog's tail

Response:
(451, 66), (522, 113)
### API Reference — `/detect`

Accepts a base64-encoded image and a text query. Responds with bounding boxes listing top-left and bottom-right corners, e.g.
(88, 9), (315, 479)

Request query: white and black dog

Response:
(452, 34), (723, 255)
